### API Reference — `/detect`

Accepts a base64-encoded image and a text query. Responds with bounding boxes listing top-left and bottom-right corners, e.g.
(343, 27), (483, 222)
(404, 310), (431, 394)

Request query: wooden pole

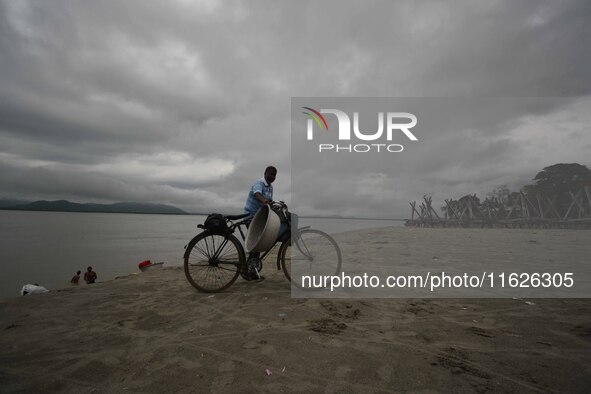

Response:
(562, 191), (578, 221)
(545, 195), (561, 219)
(536, 194), (544, 219)
(584, 186), (591, 214)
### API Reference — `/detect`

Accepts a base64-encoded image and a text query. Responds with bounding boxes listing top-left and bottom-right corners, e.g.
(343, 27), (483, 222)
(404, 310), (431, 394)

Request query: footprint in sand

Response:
(377, 364), (392, 382)
(334, 365), (352, 380)
(211, 360), (235, 389)
(219, 360), (235, 373)
(260, 343), (275, 355)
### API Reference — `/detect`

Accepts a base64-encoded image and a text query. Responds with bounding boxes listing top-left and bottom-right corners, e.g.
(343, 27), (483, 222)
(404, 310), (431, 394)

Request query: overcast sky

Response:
(1, 0), (590, 217)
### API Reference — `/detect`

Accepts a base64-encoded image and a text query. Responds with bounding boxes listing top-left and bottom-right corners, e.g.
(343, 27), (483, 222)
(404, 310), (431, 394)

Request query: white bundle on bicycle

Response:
(245, 205), (284, 253)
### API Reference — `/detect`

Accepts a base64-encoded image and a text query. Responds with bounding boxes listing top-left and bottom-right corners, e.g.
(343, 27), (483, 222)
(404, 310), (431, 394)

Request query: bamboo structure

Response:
(406, 189), (591, 229)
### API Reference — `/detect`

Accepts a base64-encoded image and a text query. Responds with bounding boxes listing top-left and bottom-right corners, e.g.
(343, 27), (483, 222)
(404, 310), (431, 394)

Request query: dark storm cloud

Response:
(291, 96), (591, 218)
(0, 0), (590, 216)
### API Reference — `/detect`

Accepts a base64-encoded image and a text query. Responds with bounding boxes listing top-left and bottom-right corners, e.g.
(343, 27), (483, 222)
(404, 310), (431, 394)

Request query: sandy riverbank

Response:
(1, 227), (591, 392)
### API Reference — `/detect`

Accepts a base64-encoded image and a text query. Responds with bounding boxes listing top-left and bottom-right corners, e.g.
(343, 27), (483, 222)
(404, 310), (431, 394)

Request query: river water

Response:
(0, 210), (402, 298)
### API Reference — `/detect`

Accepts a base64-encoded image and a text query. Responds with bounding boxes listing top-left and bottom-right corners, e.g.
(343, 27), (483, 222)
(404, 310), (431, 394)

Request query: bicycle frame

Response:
(226, 216), (288, 271)
(184, 203), (341, 292)
(191, 201), (310, 272)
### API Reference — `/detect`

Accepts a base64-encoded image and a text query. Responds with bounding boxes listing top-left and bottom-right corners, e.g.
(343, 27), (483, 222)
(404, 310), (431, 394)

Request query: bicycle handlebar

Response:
(270, 200), (287, 209)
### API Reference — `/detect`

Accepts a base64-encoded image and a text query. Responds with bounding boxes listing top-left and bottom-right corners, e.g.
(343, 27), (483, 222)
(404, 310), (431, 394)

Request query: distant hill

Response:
(2, 200), (186, 214)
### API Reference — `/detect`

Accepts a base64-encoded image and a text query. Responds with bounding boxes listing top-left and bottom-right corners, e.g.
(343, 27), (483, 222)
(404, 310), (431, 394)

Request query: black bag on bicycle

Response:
(201, 213), (228, 232)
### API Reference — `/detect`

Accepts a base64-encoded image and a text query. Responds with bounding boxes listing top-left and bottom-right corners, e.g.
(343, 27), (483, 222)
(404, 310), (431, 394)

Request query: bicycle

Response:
(183, 201), (342, 293)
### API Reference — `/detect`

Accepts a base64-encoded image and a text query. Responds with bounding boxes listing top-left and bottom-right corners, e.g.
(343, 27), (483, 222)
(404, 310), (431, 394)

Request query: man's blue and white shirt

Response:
(244, 178), (273, 217)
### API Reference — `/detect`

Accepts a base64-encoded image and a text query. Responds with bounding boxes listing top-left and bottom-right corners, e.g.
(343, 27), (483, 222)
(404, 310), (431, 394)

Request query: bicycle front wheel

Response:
(279, 229), (342, 288)
(184, 232), (244, 292)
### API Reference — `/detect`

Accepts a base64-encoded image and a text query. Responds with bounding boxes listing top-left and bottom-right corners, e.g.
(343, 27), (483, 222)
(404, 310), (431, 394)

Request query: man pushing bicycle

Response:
(244, 165), (277, 218)
(183, 165), (341, 292)
(241, 165), (278, 282)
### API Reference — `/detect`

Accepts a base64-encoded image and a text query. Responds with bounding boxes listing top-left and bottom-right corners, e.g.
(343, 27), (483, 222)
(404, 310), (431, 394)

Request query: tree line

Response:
(442, 163), (591, 220)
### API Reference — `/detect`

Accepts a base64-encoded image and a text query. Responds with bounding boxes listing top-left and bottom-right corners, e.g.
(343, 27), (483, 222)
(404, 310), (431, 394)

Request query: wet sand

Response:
(1, 227), (590, 393)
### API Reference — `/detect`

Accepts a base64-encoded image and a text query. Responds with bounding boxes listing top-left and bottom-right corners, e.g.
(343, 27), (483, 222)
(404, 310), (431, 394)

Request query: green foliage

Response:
(524, 163), (591, 213)
(487, 185), (510, 204)
(439, 163), (591, 219)
(528, 163), (591, 192)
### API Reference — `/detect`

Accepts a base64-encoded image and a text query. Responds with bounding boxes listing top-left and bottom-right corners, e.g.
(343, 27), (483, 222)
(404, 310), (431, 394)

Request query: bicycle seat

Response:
(225, 213), (249, 220)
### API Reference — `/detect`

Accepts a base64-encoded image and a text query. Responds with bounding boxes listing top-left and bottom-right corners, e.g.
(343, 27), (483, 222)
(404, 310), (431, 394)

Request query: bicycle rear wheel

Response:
(184, 232), (244, 292)
(278, 229), (342, 288)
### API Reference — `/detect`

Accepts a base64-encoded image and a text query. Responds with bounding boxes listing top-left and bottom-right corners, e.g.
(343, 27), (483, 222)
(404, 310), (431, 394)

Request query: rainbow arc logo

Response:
(300, 105), (418, 153)
(302, 107), (329, 131)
